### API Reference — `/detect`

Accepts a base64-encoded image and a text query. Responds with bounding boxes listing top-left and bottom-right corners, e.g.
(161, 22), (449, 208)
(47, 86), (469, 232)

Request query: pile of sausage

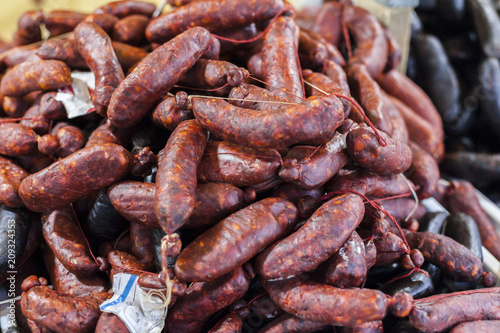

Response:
(0, 0), (500, 332)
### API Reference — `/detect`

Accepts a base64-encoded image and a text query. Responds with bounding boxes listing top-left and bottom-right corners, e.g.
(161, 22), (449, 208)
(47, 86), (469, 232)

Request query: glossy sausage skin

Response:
(175, 197), (298, 282)
(42, 206), (99, 277)
(108, 27), (211, 128)
(154, 119), (208, 234)
(197, 141), (281, 187)
(0, 156), (29, 207)
(166, 267), (250, 333)
(262, 275), (388, 327)
(0, 60), (72, 97)
(75, 22), (125, 117)
(19, 143), (134, 212)
(256, 193), (364, 280)
(192, 95), (344, 149)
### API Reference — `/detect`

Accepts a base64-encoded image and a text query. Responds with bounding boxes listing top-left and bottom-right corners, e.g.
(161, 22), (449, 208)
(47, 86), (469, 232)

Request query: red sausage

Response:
(0, 123), (38, 157)
(406, 141), (440, 199)
(94, 0), (156, 18)
(0, 156), (29, 207)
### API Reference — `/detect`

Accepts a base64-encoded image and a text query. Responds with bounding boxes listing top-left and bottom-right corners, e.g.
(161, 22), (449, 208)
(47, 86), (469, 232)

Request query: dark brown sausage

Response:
(86, 120), (129, 147)
(0, 155), (29, 207)
(94, 0), (156, 18)
(111, 14), (149, 46)
(154, 119), (208, 234)
(129, 222), (155, 270)
(320, 230), (367, 288)
(0, 123), (38, 157)
(21, 286), (109, 333)
(256, 193), (364, 280)
(20, 104), (50, 135)
(145, 0), (285, 44)
(197, 140), (281, 187)
(404, 230), (483, 282)
(175, 197), (297, 282)
(42, 206), (99, 277)
(0, 60), (72, 97)
(262, 275), (389, 327)
(19, 143), (134, 212)
(75, 22), (125, 117)
(192, 95), (344, 149)
(279, 131), (348, 189)
(410, 289), (500, 332)
(346, 126), (412, 175)
(210, 313), (243, 333)
(258, 313), (330, 333)
(39, 91), (67, 120)
(261, 16), (304, 102)
(166, 267), (250, 333)
(108, 27), (211, 128)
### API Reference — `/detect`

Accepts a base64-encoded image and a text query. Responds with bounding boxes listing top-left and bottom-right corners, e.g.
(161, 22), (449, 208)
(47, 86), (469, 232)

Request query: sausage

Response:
(166, 267), (250, 333)
(228, 83), (289, 111)
(382, 93), (409, 144)
(0, 60), (72, 97)
(327, 169), (412, 199)
(261, 16), (303, 102)
(298, 29), (345, 70)
(320, 230), (367, 288)
(210, 313), (243, 333)
(309, 2), (342, 47)
(36, 35), (89, 70)
(192, 95), (344, 149)
(151, 95), (193, 132)
(108, 27), (211, 128)
(376, 69), (443, 138)
(177, 59), (249, 93)
(343, 5), (388, 78)
(13, 10), (44, 46)
(20, 104), (50, 135)
(19, 143), (134, 212)
(111, 41), (149, 71)
(247, 52), (263, 79)
(258, 313), (330, 333)
(129, 222), (155, 270)
(20, 285), (109, 333)
(404, 230), (483, 282)
(441, 152), (500, 187)
(111, 14), (149, 46)
(95, 313), (129, 333)
(43, 246), (107, 297)
(108, 250), (149, 279)
(154, 119), (208, 234)
(175, 197), (297, 282)
(0, 156), (29, 207)
(42, 206), (99, 277)
(380, 264), (437, 299)
(0, 46), (40, 68)
(39, 91), (67, 120)
(445, 180), (500, 261)
(469, 0), (500, 57)
(84, 13), (120, 34)
(145, 0), (285, 44)
(53, 125), (87, 158)
(346, 126), (412, 175)
(405, 141), (439, 200)
(2, 95), (33, 118)
(75, 22), (125, 117)
(248, 294), (284, 322)
(341, 321), (383, 333)
(86, 120), (129, 147)
(44, 10), (88, 37)
(410, 289), (500, 332)
(347, 64), (393, 135)
(418, 211), (448, 234)
(262, 275), (389, 327)
(279, 132), (348, 189)
(388, 95), (444, 161)
(0, 123), (38, 157)
(450, 320), (500, 333)
(94, 0), (156, 18)
(256, 193), (364, 280)
(197, 141), (281, 187)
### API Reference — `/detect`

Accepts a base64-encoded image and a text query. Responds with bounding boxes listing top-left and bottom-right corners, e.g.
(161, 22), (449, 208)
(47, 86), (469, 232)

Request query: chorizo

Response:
(129, 222), (155, 270)
(0, 123), (37, 157)
(261, 16), (303, 102)
(145, 0), (285, 44)
(228, 83), (289, 111)
(175, 197), (297, 282)
(42, 206), (99, 277)
(111, 41), (148, 72)
(151, 95), (193, 132)
(95, 313), (129, 333)
(111, 14), (149, 46)
(309, 2), (342, 47)
(86, 120), (129, 147)
(258, 313), (330, 333)
(21, 104), (50, 135)
(19, 143), (134, 212)
(107, 250), (149, 279)
(36, 35), (89, 70)
(262, 275), (388, 327)
(197, 141), (281, 187)
(450, 320), (500, 333)
(39, 91), (67, 120)
(13, 10), (44, 46)
(256, 193), (364, 280)
(108, 27), (211, 128)
(166, 267), (250, 333)
(44, 10), (88, 37)
(279, 131), (348, 189)
(94, 0), (156, 18)
(210, 313), (243, 333)
(84, 13), (120, 34)
(405, 141), (439, 200)
(192, 95), (344, 149)
(0, 156), (29, 207)
(53, 125), (87, 158)
(2, 95), (33, 118)
(0, 60), (72, 97)
(299, 29), (345, 70)
(75, 22), (125, 117)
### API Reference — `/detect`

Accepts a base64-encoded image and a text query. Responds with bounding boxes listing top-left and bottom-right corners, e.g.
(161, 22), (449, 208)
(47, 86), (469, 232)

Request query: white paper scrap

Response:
(55, 71), (96, 119)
